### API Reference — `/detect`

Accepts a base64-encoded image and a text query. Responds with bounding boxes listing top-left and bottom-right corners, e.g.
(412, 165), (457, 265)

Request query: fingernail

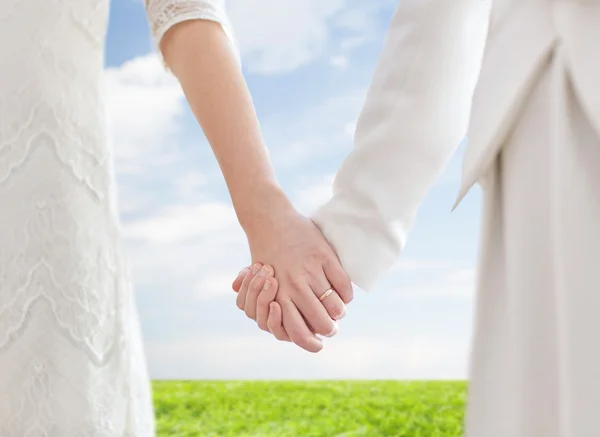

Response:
(325, 322), (339, 338)
(336, 306), (346, 320)
(269, 302), (276, 310)
(251, 263), (261, 274)
(237, 268), (249, 277)
(263, 279), (272, 291)
(259, 266), (270, 277)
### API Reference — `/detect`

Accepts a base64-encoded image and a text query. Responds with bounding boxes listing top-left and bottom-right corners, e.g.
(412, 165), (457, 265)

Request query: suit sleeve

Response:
(311, 0), (492, 292)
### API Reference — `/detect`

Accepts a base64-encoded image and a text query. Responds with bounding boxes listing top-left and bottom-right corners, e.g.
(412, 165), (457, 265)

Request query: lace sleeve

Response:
(145, 0), (240, 67)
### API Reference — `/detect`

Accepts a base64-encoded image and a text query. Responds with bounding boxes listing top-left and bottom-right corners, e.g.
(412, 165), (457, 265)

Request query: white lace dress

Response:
(0, 0), (235, 435)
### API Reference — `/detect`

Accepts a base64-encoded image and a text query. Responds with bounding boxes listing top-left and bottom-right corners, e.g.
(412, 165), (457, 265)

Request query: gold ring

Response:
(319, 288), (335, 302)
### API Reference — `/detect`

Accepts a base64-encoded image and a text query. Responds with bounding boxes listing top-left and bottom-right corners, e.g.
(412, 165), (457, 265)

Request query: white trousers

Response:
(465, 46), (600, 437)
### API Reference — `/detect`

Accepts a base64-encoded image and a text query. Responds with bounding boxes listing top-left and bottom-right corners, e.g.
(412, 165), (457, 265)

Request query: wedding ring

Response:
(319, 287), (335, 302)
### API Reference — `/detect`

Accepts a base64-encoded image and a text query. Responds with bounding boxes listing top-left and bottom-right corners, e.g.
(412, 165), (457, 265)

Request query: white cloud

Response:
(343, 122), (356, 137)
(122, 202), (237, 243)
(104, 54), (251, 299)
(119, 196), (251, 298)
(105, 53), (224, 220)
(105, 54), (185, 175)
(292, 174), (335, 215)
(340, 36), (369, 51)
(228, 0), (344, 74)
(264, 87), (367, 169)
(331, 7), (375, 32)
(227, 0), (388, 74)
(174, 170), (209, 201)
(330, 55), (349, 69)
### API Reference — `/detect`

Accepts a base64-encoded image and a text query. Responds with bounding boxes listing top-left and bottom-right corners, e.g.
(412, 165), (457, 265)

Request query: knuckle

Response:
(340, 276), (352, 291)
(338, 281), (353, 302)
(330, 304), (346, 320)
(283, 284), (300, 299)
(288, 275), (306, 289)
(321, 251), (336, 267)
(318, 248), (333, 262)
(308, 252), (322, 266)
(344, 289), (354, 303)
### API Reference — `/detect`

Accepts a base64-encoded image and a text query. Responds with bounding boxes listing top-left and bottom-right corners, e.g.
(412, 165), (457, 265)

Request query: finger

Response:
(309, 311), (339, 339)
(323, 256), (353, 304)
(245, 265), (273, 320)
(256, 276), (278, 332)
(267, 301), (291, 342)
(312, 276), (347, 323)
(232, 266), (251, 292)
(290, 281), (337, 338)
(280, 299), (323, 353)
(236, 263), (262, 311)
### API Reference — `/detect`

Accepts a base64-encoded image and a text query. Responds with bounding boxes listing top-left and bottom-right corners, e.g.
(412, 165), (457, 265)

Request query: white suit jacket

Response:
(312, 0), (600, 291)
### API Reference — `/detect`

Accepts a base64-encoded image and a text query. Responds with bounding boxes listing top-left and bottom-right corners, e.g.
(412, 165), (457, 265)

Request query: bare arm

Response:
(143, 4), (349, 352)
(160, 19), (293, 232)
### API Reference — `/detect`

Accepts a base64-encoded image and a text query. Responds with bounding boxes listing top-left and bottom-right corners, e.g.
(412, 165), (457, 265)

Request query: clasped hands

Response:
(231, 206), (352, 353)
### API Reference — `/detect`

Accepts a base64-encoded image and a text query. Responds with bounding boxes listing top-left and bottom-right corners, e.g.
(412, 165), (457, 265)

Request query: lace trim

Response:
(145, 0), (240, 70)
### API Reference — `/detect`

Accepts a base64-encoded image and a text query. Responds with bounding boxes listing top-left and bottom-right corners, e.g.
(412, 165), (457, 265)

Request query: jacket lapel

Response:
(453, 0), (557, 210)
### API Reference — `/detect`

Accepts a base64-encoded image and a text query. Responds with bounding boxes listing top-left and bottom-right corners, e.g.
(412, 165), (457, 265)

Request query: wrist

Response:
(234, 182), (295, 235)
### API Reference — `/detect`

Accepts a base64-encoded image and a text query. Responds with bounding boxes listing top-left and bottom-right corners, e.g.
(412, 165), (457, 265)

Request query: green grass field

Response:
(153, 380), (467, 437)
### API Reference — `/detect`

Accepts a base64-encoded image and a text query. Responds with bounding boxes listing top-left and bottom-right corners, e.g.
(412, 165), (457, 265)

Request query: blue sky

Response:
(105, 0), (483, 379)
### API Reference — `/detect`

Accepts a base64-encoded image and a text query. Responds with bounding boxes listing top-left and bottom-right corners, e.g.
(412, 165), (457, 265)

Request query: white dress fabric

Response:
(0, 0), (233, 435)
(466, 45), (600, 437)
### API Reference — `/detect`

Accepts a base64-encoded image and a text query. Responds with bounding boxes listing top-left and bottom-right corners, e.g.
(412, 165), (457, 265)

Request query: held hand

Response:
(232, 265), (292, 342)
(237, 208), (352, 353)
(232, 264), (341, 345)
(232, 264), (290, 342)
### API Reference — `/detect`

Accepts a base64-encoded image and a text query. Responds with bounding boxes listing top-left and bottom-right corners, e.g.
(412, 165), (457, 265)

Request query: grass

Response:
(153, 380), (467, 437)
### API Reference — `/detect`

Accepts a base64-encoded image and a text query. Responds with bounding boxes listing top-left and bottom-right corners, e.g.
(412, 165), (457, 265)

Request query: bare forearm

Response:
(160, 20), (293, 231)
